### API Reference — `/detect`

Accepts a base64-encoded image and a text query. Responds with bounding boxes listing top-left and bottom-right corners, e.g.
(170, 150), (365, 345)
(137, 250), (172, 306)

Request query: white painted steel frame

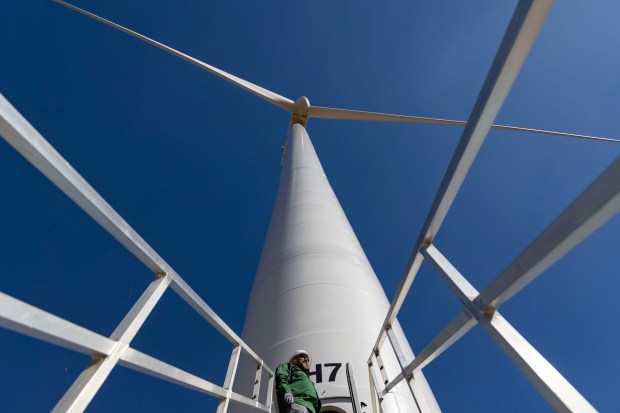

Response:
(377, 152), (620, 408)
(0, 292), (117, 356)
(384, 327), (423, 411)
(367, 365), (381, 413)
(0, 93), (274, 412)
(422, 245), (596, 413)
(367, 0), (611, 411)
(370, 0), (555, 356)
(475, 155), (620, 311)
(346, 363), (362, 413)
(368, 360), (385, 404)
(217, 346), (242, 413)
(2, 0), (615, 410)
(52, 275), (172, 413)
(252, 361), (263, 401)
(119, 348), (270, 412)
(0, 287), (270, 411)
(382, 310), (475, 396)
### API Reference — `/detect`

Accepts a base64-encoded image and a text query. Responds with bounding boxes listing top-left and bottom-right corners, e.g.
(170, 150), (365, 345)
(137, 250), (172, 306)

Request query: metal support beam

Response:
(0, 286), (270, 412)
(0, 93), (172, 275)
(374, 352), (389, 386)
(380, 156), (620, 400)
(265, 374), (275, 411)
(217, 345), (242, 413)
(228, 395), (270, 413)
(119, 347), (227, 398)
(52, 275), (171, 412)
(119, 348), (270, 411)
(381, 311), (476, 397)
(0, 91), (273, 369)
(252, 361), (263, 401)
(0, 291), (115, 356)
(403, 311), (475, 386)
(476, 155), (620, 310)
(385, 327), (421, 409)
(368, 360), (384, 403)
(423, 244), (596, 412)
(376, 116), (619, 408)
(368, 364), (380, 413)
(109, 275), (172, 342)
(370, 0), (555, 357)
(0, 91), (275, 410)
(346, 363), (362, 413)
(52, 342), (129, 413)
(169, 276), (273, 375)
(385, 327), (409, 373)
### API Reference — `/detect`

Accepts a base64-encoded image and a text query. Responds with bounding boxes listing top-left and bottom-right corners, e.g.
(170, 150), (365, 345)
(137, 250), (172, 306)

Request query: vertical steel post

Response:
(368, 362), (385, 413)
(374, 351), (390, 387)
(346, 363), (362, 413)
(386, 327), (410, 375)
(252, 361), (263, 402)
(216, 345), (242, 413)
(386, 327), (423, 411)
(52, 275), (171, 413)
(265, 373), (275, 410)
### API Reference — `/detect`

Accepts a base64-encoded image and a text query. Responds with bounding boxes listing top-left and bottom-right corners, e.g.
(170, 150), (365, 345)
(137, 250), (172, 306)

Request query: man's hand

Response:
(284, 393), (294, 406)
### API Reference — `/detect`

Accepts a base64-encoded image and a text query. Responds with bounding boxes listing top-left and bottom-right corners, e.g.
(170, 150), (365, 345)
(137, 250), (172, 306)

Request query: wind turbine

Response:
(50, 0), (619, 146)
(21, 1), (615, 412)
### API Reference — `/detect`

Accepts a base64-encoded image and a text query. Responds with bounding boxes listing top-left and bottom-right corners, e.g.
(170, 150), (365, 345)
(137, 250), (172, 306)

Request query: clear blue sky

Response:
(1, 1), (619, 412)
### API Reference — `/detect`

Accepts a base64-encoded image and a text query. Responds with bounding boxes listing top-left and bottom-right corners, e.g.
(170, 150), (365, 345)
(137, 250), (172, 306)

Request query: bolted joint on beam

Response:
(91, 353), (105, 362)
(481, 305), (496, 318)
(91, 353), (106, 364)
(155, 272), (167, 279)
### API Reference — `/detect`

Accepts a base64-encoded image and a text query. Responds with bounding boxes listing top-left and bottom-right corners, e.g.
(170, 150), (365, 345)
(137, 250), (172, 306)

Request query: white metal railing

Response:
(2, 1), (617, 412)
(0, 93), (274, 412)
(367, 0), (618, 412)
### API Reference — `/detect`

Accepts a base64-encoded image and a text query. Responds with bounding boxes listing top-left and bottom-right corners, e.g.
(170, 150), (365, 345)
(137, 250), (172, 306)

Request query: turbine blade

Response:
(307, 106), (619, 143)
(308, 106), (466, 127)
(491, 124), (619, 143)
(53, 0), (294, 112)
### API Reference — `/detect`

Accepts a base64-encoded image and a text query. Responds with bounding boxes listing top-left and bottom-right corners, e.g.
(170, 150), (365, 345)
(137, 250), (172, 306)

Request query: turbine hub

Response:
(291, 96), (310, 127)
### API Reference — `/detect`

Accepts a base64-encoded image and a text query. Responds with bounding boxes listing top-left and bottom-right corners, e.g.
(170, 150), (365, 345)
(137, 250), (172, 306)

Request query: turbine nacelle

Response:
(291, 96), (311, 127)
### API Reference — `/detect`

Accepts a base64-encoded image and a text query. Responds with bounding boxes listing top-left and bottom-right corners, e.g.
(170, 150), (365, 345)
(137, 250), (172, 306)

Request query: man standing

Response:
(275, 350), (322, 413)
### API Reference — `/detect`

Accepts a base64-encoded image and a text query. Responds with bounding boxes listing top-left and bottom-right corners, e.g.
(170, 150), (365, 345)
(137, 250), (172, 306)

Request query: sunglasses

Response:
(295, 354), (309, 360)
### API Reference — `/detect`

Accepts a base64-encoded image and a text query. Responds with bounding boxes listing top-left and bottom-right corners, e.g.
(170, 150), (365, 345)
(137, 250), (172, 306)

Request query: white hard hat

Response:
(290, 349), (311, 364)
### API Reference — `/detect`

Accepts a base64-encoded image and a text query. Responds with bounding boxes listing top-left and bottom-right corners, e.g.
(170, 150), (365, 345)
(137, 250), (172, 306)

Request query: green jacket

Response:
(275, 362), (322, 413)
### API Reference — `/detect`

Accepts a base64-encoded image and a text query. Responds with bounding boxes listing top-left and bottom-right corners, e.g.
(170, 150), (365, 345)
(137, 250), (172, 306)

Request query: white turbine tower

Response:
(33, 1), (617, 412)
(238, 119), (440, 412)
